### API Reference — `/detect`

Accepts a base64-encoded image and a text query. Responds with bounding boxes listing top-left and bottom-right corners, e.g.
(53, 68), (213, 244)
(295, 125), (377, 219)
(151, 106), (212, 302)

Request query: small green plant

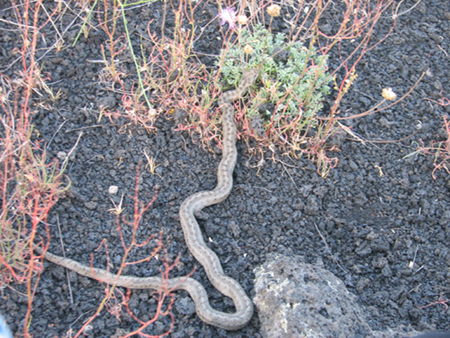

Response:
(218, 23), (332, 133)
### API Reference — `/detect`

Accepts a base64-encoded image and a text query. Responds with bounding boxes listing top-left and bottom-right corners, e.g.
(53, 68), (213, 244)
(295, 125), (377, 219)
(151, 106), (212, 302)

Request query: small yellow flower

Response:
(237, 15), (248, 25)
(382, 88), (397, 101)
(243, 45), (253, 54)
(267, 4), (281, 17)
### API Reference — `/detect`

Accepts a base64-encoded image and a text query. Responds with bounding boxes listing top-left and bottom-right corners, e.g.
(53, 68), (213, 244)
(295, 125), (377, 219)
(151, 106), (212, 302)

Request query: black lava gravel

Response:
(1, 0), (450, 337)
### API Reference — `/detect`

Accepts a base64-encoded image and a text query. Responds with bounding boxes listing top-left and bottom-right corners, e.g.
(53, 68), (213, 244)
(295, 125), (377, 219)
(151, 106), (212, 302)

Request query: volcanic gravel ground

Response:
(1, 0), (450, 337)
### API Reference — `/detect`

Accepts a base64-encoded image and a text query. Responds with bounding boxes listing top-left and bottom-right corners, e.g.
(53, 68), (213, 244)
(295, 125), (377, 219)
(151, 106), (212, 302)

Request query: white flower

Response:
(237, 15), (248, 25)
(267, 4), (281, 17)
(382, 88), (397, 101)
(243, 45), (253, 54)
(219, 7), (236, 30)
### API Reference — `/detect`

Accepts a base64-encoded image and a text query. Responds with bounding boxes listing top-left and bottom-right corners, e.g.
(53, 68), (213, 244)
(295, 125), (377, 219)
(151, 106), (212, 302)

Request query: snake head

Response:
(242, 68), (259, 85)
(238, 68), (259, 93)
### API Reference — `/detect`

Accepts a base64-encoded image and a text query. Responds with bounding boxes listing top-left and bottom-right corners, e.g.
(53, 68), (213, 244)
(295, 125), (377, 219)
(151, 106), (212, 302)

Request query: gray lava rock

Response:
(254, 254), (420, 338)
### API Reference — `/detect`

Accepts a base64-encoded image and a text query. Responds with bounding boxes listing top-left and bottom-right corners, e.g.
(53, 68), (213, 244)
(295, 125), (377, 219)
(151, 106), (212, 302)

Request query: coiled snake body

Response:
(39, 69), (259, 330)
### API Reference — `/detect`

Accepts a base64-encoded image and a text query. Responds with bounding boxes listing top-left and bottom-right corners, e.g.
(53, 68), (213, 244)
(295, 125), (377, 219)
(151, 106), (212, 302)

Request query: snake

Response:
(36, 68), (259, 331)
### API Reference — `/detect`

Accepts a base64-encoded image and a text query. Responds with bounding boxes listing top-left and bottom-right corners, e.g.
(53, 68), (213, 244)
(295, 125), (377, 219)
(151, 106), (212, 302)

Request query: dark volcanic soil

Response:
(1, 0), (450, 337)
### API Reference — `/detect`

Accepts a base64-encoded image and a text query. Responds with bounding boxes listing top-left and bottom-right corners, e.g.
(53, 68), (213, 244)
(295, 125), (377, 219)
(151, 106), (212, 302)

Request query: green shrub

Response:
(218, 23), (332, 131)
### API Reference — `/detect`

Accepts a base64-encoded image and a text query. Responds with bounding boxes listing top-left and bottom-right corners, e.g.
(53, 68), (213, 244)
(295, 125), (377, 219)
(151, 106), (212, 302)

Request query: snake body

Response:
(39, 69), (259, 330)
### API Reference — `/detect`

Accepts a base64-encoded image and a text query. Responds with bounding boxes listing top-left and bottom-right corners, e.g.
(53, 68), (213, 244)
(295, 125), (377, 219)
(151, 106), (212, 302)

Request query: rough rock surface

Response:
(254, 254), (420, 338)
